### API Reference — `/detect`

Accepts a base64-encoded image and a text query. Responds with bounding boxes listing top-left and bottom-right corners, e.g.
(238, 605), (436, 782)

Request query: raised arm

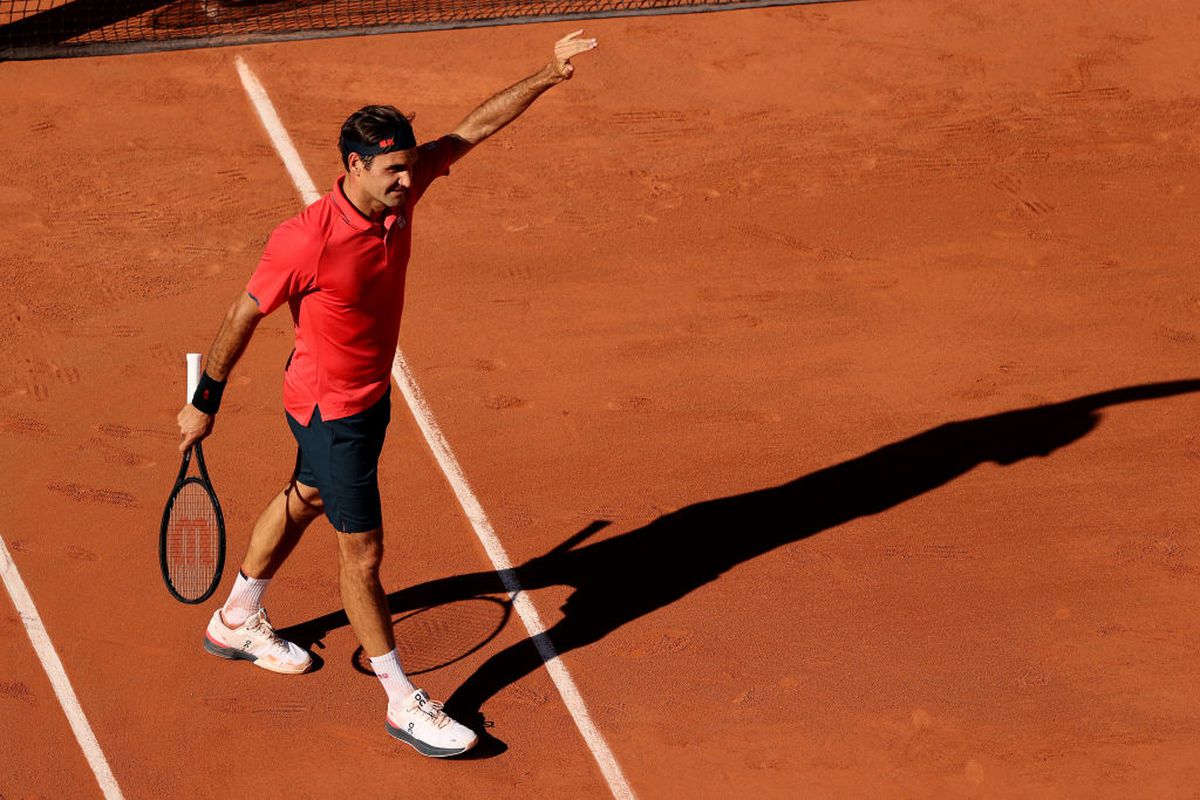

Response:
(176, 290), (265, 452)
(450, 30), (598, 150)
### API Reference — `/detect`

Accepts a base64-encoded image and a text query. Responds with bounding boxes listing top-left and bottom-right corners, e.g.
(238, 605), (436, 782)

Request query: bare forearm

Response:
(454, 64), (564, 145)
(450, 31), (596, 147)
(178, 292), (261, 449)
(204, 293), (262, 381)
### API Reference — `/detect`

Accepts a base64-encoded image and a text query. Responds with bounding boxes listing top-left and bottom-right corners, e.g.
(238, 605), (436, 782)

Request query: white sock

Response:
(369, 650), (415, 705)
(221, 571), (270, 627)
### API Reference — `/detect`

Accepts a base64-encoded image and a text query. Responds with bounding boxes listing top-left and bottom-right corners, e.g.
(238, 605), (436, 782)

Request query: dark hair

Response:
(338, 105), (415, 169)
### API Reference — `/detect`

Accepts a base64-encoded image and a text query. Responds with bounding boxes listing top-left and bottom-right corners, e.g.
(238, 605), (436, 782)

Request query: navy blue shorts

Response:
(286, 389), (391, 533)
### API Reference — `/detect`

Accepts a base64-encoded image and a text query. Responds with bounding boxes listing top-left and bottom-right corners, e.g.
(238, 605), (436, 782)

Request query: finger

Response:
(554, 32), (586, 52)
(555, 46), (590, 65)
(560, 35), (595, 48)
(561, 39), (597, 57)
(179, 426), (202, 452)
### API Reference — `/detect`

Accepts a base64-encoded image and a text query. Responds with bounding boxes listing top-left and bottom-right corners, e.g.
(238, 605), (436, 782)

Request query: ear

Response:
(347, 152), (363, 175)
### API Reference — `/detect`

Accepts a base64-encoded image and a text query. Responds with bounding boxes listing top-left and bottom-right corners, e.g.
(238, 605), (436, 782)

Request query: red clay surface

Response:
(3, 1), (1200, 797)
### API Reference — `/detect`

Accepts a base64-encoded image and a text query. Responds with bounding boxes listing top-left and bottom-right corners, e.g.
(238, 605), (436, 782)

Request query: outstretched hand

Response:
(552, 30), (598, 80)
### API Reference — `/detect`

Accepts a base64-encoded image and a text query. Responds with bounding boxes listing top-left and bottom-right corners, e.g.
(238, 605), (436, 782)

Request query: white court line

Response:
(388, 351), (634, 799)
(234, 58), (320, 204)
(0, 536), (124, 800)
(233, 55), (635, 800)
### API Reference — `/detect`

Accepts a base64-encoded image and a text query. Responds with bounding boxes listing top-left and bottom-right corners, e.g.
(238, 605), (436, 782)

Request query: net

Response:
(1, 0), (836, 60)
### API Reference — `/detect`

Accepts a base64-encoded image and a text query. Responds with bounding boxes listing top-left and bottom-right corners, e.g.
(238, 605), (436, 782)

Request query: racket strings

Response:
(167, 482), (220, 600)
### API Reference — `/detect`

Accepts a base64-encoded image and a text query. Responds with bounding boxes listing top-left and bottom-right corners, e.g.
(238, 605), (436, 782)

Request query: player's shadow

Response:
(278, 379), (1200, 752)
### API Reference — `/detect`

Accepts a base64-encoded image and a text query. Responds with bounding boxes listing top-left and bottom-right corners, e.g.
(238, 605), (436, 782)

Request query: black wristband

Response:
(191, 371), (227, 415)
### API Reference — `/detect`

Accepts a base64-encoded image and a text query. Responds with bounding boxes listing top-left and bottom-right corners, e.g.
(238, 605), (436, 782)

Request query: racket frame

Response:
(159, 441), (226, 604)
(159, 352), (227, 604)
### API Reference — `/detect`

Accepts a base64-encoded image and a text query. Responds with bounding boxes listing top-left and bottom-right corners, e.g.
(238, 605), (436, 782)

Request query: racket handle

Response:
(186, 353), (202, 403)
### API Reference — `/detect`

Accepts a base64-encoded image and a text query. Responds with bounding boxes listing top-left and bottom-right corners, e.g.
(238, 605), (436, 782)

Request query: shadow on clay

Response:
(278, 378), (1200, 756)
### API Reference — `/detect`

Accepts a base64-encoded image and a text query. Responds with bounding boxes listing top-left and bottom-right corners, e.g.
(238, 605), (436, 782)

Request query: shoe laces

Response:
(245, 610), (288, 652)
(410, 692), (451, 729)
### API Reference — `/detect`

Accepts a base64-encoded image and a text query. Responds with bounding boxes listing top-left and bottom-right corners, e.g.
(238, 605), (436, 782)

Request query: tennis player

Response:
(176, 30), (597, 757)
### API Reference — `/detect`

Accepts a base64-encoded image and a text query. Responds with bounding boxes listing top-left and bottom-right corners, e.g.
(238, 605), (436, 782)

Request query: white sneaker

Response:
(386, 689), (478, 757)
(203, 608), (312, 675)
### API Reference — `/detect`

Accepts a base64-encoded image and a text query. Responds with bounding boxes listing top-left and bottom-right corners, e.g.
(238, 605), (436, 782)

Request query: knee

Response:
(338, 531), (384, 575)
(286, 480), (324, 520)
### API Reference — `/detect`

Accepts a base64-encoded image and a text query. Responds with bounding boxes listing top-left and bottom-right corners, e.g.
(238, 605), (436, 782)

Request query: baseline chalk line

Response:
(0, 535), (124, 800)
(234, 55), (635, 800)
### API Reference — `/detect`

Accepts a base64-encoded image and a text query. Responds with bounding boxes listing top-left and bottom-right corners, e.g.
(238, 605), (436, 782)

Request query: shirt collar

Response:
(333, 175), (381, 232)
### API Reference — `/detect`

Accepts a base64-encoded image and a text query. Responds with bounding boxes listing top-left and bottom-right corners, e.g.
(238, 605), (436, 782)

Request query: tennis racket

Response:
(159, 353), (226, 604)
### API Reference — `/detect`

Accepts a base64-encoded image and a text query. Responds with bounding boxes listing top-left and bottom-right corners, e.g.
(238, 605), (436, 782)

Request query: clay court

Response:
(2, 0), (1200, 796)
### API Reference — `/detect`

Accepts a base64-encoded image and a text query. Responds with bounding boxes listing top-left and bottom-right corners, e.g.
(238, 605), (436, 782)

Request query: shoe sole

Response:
(385, 720), (477, 758)
(203, 635), (311, 675)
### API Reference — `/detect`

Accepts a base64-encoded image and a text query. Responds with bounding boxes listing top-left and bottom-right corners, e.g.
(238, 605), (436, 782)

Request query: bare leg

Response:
(336, 528), (393, 657)
(240, 479), (324, 579)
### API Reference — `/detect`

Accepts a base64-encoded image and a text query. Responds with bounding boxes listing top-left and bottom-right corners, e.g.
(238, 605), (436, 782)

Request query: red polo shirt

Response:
(246, 136), (455, 424)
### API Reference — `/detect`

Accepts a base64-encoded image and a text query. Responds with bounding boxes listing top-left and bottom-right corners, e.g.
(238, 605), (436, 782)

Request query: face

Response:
(350, 148), (419, 210)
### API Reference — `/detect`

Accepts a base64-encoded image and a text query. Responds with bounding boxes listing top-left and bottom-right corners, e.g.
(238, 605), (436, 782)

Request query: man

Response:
(176, 30), (598, 758)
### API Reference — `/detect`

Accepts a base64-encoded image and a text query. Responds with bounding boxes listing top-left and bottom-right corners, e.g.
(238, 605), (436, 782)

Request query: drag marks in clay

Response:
(481, 394), (527, 411)
(12, 357), (82, 403)
(64, 545), (98, 562)
(0, 681), (34, 703)
(0, 414), (50, 436)
(610, 109), (712, 145)
(621, 628), (692, 661)
(992, 172), (1055, 217)
(79, 435), (157, 470)
(46, 482), (136, 508)
(96, 422), (174, 443)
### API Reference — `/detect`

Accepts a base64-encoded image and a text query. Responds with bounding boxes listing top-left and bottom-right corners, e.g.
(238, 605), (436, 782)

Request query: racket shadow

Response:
(281, 379), (1200, 753)
(348, 596), (512, 678)
(276, 569), (509, 657)
(275, 521), (614, 654)
(439, 379), (1200, 736)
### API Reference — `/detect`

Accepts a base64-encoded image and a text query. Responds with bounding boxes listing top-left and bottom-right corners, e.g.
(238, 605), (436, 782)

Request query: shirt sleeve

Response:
(245, 217), (320, 316)
(409, 135), (459, 204)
